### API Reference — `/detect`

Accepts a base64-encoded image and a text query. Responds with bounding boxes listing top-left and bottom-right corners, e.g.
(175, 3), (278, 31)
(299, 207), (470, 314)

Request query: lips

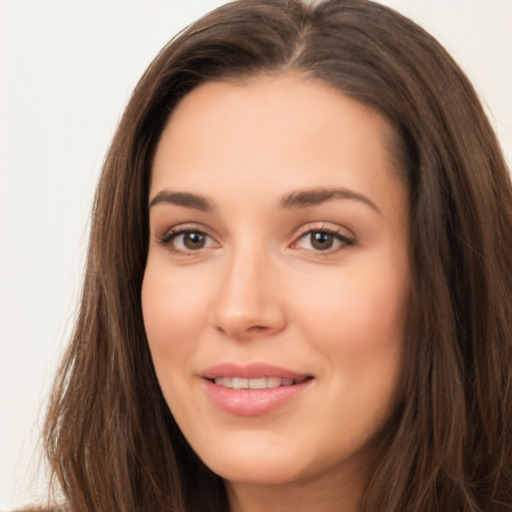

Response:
(201, 363), (313, 416)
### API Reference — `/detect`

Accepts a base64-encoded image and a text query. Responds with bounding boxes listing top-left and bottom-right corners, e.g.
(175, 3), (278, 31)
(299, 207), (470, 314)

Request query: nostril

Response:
(247, 325), (268, 332)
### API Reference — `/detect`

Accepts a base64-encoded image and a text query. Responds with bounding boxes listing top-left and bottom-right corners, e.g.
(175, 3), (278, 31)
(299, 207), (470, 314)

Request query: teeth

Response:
(213, 377), (296, 389)
(232, 377), (248, 389)
(248, 377), (266, 389)
(266, 377), (281, 388)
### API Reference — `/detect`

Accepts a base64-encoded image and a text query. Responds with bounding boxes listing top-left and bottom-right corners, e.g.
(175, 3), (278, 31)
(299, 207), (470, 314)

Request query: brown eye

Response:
(310, 232), (335, 251)
(294, 229), (353, 253)
(182, 232), (206, 250)
(161, 229), (218, 254)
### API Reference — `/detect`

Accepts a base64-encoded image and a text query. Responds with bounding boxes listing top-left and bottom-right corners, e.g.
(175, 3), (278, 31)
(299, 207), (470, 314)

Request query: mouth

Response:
(201, 363), (314, 416)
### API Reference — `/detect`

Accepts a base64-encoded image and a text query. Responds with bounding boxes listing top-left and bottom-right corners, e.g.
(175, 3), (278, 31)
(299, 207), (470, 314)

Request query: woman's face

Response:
(142, 75), (411, 494)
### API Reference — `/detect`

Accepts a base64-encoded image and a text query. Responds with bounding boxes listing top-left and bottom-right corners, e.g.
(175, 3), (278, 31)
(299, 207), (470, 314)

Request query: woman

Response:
(38, 0), (512, 510)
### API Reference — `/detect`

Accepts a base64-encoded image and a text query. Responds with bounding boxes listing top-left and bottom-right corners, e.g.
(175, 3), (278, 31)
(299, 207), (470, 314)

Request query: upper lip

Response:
(200, 362), (313, 381)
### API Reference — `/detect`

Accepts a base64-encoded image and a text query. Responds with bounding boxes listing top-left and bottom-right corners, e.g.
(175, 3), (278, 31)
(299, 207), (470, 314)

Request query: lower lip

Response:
(204, 379), (312, 416)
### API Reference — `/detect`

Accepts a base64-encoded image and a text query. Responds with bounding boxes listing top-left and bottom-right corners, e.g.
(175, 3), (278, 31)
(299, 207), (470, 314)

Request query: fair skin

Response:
(142, 74), (411, 512)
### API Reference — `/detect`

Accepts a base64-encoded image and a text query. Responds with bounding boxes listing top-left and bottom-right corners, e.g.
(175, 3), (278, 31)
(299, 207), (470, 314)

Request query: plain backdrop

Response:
(1, 1), (511, 509)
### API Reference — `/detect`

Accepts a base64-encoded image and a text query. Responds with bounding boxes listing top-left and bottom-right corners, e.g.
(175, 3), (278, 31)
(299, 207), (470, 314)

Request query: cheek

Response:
(289, 252), (410, 389)
(298, 265), (409, 426)
(141, 263), (213, 360)
(296, 270), (408, 346)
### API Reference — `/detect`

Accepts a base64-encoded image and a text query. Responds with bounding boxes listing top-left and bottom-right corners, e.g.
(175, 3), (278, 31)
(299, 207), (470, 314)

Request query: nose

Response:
(210, 248), (287, 340)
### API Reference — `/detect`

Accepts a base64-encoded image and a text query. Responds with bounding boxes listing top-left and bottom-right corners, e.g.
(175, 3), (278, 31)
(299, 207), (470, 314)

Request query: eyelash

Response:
(156, 225), (218, 256)
(291, 225), (355, 255)
(156, 224), (354, 256)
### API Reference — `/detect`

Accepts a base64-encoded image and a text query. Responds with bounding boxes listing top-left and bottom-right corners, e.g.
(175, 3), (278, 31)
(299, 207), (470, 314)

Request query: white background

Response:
(1, 1), (511, 509)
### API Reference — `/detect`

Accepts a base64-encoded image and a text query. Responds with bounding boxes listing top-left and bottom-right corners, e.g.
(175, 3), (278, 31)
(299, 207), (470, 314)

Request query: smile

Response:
(201, 363), (314, 416)
(213, 376), (298, 389)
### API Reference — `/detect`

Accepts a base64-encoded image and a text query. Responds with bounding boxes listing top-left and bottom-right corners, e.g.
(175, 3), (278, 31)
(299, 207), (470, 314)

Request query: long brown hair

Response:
(44, 1), (512, 510)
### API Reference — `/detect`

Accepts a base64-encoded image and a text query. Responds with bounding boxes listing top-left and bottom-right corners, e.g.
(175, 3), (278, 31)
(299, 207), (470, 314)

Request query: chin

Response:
(193, 434), (308, 485)
(191, 430), (364, 489)
(212, 458), (306, 486)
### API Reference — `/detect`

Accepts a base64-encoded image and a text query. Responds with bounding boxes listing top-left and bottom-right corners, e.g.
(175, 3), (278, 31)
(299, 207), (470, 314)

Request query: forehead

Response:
(158, 74), (397, 156)
(150, 74), (406, 211)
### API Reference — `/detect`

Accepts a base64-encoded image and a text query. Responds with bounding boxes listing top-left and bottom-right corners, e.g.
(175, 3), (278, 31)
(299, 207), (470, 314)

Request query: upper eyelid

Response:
(158, 222), (214, 238)
(292, 222), (355, 240)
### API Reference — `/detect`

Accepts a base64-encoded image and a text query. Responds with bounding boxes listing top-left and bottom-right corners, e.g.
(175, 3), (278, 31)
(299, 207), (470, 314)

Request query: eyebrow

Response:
(149, 187), (380, 214)
(149, 191), (215, 211)
(279, 188), (381, 213)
